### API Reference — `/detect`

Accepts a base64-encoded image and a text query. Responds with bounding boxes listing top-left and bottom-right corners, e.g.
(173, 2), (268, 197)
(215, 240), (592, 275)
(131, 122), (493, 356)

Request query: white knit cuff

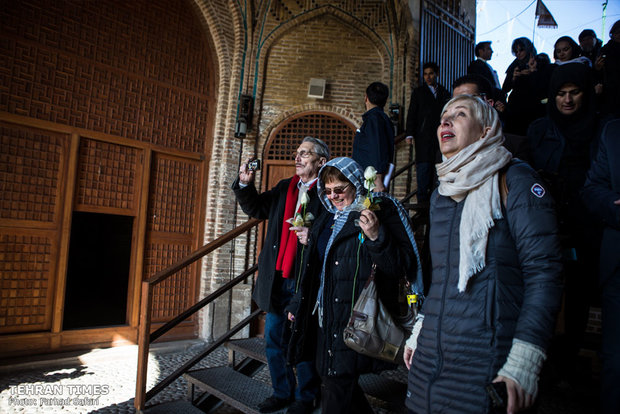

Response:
(405, 314), (424, 352)
(497, 338), (546, 397)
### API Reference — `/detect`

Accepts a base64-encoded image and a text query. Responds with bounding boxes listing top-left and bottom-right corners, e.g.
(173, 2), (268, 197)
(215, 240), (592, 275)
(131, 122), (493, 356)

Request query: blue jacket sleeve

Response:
(504, 163), (563, 350)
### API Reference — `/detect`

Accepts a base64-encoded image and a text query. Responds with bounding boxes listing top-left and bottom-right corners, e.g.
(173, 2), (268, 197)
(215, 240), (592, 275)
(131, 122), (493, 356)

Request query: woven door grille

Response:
(0, 124), (66, 332)
(75, 139), (139, 212)
(267, 113), (355, 160)
(146, 154), (200, 322)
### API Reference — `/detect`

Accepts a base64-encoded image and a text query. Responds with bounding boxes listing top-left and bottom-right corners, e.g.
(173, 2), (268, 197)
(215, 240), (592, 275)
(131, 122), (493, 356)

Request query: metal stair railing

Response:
(134, 217), (263, 411)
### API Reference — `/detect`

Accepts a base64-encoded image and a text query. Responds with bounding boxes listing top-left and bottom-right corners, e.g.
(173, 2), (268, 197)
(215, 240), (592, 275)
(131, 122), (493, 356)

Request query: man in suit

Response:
(467, 41), (504, 102)
(405, 62), (451, 203)
(232, 136), (329, 414)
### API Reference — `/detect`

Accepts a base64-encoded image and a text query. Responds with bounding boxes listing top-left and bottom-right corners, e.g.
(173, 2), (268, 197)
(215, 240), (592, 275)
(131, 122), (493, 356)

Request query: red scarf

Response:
(276, 176), (305, 279)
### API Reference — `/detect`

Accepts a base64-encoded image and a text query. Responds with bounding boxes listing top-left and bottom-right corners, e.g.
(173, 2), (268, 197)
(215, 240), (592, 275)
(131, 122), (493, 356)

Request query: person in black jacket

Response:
(405, 62), (451, 203)
(527, 63), (608, 386)
(404, 95), (562, 414)
(232, 136), (329, 414)
(595, 20), (620, 117)
(581, 118), (620, 414)
(352, 82), (394, 192)
(579, 29), (603, 65)
(502, 37), (537, 99)
(287, 157), (422, 414)
(467, 41), (504, 102)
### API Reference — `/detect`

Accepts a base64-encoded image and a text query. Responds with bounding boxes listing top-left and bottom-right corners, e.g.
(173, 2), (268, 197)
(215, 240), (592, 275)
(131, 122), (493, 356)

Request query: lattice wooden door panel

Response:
(74, 138), (142, 214)
(0, 123), (68, 333)
(145, 153), (202, 323)
(265, 112), (356, 163)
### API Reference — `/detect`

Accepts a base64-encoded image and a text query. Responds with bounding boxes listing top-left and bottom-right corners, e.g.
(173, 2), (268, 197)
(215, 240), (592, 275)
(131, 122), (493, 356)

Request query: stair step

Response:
(226, 337), (267, 364)
(185, 365), (284, 414)
(143, 399), (205, 414)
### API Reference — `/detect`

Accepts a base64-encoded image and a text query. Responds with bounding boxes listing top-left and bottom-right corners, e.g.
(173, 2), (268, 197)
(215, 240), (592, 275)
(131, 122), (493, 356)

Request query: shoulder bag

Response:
(343, 264), (415, 363)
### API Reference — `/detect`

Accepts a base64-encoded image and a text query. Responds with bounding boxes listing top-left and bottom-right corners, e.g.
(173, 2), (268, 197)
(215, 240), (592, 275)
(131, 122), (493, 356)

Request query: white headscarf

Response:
(436, 96), (512, 292)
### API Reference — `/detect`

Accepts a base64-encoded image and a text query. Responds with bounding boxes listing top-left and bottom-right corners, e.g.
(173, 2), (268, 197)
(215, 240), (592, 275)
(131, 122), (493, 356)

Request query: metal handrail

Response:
(135, 218), (262, 411)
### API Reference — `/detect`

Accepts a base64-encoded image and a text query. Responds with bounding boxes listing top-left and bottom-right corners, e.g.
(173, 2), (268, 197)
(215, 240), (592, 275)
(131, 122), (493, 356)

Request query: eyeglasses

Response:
(292, 150), (317, 159)
(324, 183), (350, 196)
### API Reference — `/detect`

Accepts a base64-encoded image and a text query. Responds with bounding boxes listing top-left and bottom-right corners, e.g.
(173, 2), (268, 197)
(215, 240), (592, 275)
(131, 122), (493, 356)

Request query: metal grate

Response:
(420, 0), (475, 93)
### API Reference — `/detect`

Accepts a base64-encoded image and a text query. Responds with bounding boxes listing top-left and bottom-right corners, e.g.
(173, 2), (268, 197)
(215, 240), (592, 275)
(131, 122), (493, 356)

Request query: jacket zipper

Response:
(426, 201), (457, 413)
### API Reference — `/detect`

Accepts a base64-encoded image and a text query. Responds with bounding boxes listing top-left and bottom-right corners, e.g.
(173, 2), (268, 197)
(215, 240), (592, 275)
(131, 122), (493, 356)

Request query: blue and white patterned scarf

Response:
(314, 157), (423, 326)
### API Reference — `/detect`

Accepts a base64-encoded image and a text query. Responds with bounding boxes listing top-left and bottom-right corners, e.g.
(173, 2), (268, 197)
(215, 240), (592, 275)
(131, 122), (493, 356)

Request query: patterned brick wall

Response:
(0, 0), (211, 153)
(261, 13), (385, 131)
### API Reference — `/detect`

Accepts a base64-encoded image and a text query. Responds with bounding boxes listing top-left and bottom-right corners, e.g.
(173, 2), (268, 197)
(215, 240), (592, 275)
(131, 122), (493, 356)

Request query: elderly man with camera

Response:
(232, 136), (329, 414)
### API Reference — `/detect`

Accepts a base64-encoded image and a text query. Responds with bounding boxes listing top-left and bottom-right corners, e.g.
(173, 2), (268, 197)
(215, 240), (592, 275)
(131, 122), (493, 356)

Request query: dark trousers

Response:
(600, 270), (620, 414)
(265, 276), (319, 403)
(321, 375), (373, 414)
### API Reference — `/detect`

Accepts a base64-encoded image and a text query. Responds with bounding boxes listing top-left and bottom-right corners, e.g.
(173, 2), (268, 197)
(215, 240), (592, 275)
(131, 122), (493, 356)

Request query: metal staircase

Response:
(143, 337), (408, 413)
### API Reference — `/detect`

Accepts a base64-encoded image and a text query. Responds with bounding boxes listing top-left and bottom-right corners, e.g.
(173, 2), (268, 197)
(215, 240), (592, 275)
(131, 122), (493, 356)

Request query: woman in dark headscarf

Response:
(287, 157), (423, 414)
(502, 37), (537, 98)
(501, 37), (543, 135)
(527, 62), (608, 386)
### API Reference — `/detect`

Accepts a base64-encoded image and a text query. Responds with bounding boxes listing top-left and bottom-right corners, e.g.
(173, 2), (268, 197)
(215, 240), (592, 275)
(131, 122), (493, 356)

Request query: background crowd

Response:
(233, 19), (619, 414)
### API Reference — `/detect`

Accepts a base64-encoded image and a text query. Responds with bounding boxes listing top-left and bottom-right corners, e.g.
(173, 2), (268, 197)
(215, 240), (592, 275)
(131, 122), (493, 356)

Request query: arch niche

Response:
(262, 111), (357, 188)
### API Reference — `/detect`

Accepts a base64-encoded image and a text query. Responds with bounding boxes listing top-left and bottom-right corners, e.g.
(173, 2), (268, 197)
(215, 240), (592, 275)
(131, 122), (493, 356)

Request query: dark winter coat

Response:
(405, 83), (451, 163)
(467, 58), (498, 89)
(527, 62), (605, 241)
(406, 161), (563, 414)
(287, 196), (415, 377)
(597, 40), (620, 117)
(582, 119), (620, 285)
(232, 177), (323, 313)
(352, 106), (395, 175)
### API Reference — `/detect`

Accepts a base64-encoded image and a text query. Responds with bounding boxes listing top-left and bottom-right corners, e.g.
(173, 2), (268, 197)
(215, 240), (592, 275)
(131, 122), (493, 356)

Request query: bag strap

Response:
(499, 168), (509, 208)
(348, 234), (367, 319)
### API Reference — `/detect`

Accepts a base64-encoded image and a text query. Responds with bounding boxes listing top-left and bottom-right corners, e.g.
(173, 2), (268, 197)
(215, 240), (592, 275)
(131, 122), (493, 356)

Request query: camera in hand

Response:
(247, 159), (261, 171)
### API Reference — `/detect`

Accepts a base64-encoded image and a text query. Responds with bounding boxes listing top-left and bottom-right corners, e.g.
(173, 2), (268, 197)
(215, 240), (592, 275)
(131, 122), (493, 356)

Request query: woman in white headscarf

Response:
(404, 95), (563, 414)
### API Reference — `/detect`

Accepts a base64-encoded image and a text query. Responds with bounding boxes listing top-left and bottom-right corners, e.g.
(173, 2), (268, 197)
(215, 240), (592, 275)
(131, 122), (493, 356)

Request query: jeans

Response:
(415, 162), (437, 203)
(265, 276), (319, 403)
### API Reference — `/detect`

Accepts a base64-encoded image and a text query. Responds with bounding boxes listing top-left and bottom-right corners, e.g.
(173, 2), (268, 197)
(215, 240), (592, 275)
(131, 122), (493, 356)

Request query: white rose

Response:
(364, 166), (377, 181)
(300, 191), (310, 205)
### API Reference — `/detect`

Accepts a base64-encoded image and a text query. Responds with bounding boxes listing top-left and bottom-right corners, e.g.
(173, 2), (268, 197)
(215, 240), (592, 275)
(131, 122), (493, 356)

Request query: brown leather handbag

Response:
(343, 265), (411, 363)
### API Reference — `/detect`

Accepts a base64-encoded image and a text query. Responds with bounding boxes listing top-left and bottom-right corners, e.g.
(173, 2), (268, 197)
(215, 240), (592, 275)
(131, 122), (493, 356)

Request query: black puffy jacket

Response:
(406, 162), (563, 414)
(288, 197), (415, 377)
